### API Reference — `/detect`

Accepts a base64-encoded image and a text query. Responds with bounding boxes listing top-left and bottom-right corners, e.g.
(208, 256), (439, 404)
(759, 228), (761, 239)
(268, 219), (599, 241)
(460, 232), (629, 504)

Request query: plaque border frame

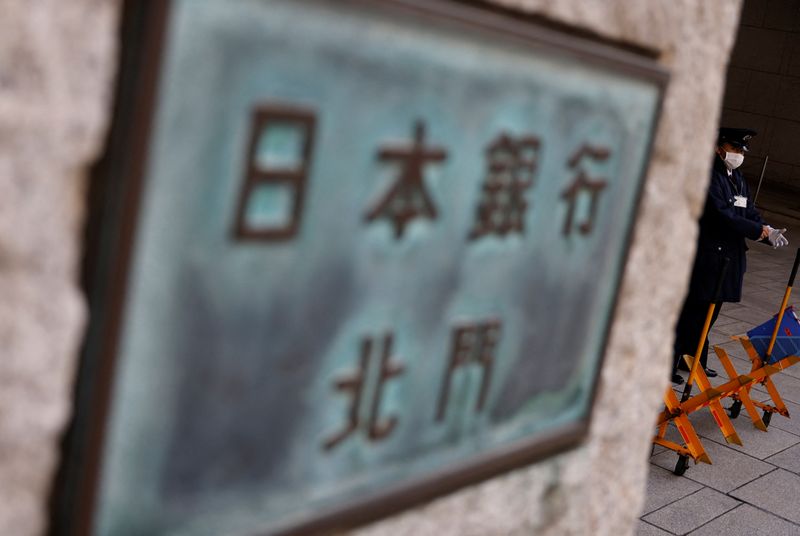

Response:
(57, 1), (669, 535)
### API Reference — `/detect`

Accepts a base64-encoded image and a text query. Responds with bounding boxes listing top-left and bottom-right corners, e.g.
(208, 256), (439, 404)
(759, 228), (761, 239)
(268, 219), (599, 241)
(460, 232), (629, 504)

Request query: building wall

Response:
(0, 1), (743, 535)
(721, 0), (800, 194)
(0, 1), (121, 535)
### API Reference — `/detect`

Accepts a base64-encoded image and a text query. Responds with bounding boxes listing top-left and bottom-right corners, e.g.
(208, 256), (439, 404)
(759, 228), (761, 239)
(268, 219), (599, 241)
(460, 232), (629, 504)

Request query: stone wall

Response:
(0, 1), (120, 534)
(0, 1), (742, 535)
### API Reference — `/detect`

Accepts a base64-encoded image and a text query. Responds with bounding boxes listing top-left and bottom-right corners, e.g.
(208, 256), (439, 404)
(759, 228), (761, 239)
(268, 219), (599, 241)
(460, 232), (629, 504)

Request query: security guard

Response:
(672, 127), (789, 384)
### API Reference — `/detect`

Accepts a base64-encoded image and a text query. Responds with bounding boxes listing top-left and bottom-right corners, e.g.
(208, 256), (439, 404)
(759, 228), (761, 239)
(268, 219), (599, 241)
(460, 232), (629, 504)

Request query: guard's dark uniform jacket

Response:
(687, 156), (764, 303)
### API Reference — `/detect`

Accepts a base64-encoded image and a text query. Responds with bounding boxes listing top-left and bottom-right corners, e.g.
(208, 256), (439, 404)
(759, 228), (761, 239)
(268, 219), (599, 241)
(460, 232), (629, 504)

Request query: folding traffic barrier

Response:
(722, 248), (800, 428)
(654, 248), (800, 476)
(653, 259), (730, 475)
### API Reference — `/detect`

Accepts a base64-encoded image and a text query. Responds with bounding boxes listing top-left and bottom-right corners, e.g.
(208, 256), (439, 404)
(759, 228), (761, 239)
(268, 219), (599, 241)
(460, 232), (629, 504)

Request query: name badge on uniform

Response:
(734, 195), (748, 208)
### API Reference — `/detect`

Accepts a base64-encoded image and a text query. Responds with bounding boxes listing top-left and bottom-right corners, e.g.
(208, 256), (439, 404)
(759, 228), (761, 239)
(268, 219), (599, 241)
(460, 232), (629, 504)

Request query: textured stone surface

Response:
(0, 1), (120, 535)
(687, 504), (800, 536)
(641, 466), (704, 516)
(769, 399), (800, 436)
(636, 521), (672, 536)
(730, 469), (800, 524)
(641, 487), (740, 535)
(765, 443), (800, 474)
(0, 1), (747, 536)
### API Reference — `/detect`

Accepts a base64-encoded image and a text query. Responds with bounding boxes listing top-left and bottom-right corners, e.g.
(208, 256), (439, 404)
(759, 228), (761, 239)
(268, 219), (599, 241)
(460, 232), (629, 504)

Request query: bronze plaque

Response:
(62, 1), (667, 535)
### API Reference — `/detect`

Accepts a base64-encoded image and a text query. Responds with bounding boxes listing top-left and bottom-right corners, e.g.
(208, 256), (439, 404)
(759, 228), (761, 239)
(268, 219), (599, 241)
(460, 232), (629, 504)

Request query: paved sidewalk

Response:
(639, 215), (800, 536)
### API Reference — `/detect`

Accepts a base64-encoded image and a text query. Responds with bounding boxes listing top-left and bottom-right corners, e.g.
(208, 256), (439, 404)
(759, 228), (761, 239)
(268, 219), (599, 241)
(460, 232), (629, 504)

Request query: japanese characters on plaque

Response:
(232, 109), (613, 452)
(87, 1), (665, 535)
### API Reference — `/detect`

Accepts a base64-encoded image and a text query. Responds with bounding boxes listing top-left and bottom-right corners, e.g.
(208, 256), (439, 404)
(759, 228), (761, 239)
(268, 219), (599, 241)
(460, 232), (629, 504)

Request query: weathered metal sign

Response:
(67, 1), (666, 534)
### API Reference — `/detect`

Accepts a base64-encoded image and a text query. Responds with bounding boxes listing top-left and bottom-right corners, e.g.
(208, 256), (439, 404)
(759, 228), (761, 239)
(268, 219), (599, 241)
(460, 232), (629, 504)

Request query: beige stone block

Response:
(0, 1), (120, 535)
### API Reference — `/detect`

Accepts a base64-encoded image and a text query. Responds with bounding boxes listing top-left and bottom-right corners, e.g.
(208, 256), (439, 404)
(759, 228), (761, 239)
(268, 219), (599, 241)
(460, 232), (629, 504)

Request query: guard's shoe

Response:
(705, 367), (718, 378)
(671, 372), (685, 385)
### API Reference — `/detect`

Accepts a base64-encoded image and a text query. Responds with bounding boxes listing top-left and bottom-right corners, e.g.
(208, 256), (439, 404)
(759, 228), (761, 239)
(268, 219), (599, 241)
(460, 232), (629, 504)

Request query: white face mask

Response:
(724, 151), (744, 170)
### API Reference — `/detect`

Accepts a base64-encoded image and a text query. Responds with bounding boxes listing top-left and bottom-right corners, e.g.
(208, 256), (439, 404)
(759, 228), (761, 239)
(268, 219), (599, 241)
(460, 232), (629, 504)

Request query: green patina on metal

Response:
(83, 1), (666, 534)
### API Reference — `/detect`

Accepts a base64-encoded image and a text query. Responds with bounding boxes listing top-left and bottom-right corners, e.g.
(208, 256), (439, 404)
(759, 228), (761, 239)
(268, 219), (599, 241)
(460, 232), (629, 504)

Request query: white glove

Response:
(767, 226), (789, 248)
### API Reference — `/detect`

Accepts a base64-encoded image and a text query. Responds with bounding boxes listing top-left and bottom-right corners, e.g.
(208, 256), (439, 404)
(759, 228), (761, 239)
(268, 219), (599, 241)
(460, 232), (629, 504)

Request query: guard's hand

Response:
(760, 225), (770, 240)
(767, 226), (789, 248)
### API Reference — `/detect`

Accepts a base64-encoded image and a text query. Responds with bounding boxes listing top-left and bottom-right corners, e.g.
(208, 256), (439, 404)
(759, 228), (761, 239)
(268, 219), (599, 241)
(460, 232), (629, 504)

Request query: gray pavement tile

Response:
(752, 291), (787, 303)
(738, 277), (769, 288)
(745, 267), (783, 277)
(651, 444), (667, 457)
(745, 264), (777, 275)
(730, 469), (800, 525)
(777, 358), (800, 380)
(693, 409), (800, 459)
(743, 273), (776, 285)
(758, 290), (788, 302)
(746, 258), (782, 267)
(708, 331), (729, 346)
(745, 282), (780, 293)
(748, 279), (788, 288)
(651, 438), (774, 493)
(655, 422), (682, 445)
(642, 487), (740, 535)
(749, 245), (789, 261)
(768, 399), (800, 437)
(744, 261), (775, 271)
(714, 314), (743, 328)
(745, 284), (796, 298)
(714, 321), (755, 337)
(765, 443), (800, 475)
(706, 353), (752, 381)
(713, 306), (771, 327)
(637, 520), (673, 536)
(754, 269), (791, 278)
(695, 353), (736, 382)
(746, 295), (788, 315)
(752, 371), (800, 405)
(687, 504), (800, 536)
(710, 339), (751, 362)
(748, 250), (785, 263)
(750, 254), (777, 265)
(747, 304), (780, 320)
(642, 465), (704, 515)
(720, 302), (748, 315)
